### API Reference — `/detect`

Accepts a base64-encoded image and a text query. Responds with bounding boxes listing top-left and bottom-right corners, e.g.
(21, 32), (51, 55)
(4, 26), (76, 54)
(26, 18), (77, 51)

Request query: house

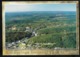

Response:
(7, 43), (12, 48)
(11, 26), (16, 31)
(25, 27), (30, 32)
(54, 47), (61, 49)
(16, 40), (20, 44)
(11, 42), (15, 46)
(32, 31), (38, 36)
(18, 43), (26, 49)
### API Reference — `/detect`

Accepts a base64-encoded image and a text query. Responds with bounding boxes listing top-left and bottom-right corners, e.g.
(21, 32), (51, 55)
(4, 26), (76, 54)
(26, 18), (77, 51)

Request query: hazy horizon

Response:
(5, 11), (76, 13)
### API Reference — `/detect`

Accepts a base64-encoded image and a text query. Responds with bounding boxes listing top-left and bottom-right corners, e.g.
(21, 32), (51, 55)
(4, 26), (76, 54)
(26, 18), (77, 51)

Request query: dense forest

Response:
(5, 11), (76, 49)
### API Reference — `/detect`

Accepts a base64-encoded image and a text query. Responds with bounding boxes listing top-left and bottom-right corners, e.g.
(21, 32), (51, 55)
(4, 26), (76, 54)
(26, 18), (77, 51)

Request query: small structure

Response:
(11, 26), (16, 31)
(12, 42), (15, 45)
(16, 40), (20, 44)
(25, 27), (30, 32)
(54, 47), (61, 50)
(13, 46), (16, 48)
(7, 43), (12, 48)
(18, 43), (26, 49)
(32, 31), (38, 36)
(35, 33), (38, 36)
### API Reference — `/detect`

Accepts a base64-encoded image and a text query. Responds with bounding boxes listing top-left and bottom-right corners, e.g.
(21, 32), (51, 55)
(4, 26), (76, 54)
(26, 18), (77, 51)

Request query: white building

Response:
(25, 27), (30, 32)
(11, 26), (16, 30)
(54, 47), (61, 49)
(18, 43), (26, 49)
(32, 31), (38, 36)
(7, 43), (12, 47)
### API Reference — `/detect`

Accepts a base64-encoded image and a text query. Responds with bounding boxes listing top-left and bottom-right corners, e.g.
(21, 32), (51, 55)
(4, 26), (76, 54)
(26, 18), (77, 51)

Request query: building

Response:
(32, 31), (38, 36)
(11, 26), (16, 30)
(25, 27), (30, 32)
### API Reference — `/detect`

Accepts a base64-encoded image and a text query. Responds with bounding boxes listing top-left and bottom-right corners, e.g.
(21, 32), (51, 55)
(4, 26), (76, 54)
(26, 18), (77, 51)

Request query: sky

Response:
(5, 4), (76, 12)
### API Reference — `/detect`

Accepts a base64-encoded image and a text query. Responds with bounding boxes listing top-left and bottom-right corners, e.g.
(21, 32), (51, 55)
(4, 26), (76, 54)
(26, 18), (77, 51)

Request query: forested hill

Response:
(5, 11), (76, 24)
(5, 11), (76, 18)
(5, 11), (76, 49)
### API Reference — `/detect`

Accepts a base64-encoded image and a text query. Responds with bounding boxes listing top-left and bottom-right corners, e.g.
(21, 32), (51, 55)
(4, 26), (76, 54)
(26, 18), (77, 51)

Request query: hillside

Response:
(5, 11), (76, 49)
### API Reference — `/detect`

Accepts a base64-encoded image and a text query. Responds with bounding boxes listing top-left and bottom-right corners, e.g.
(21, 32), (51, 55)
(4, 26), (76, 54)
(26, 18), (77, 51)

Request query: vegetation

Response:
(5, 11), (76, 49)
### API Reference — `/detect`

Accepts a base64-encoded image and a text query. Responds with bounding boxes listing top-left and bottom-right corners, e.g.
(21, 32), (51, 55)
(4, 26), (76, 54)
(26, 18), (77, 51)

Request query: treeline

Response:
(26, 32), (76, 48)
(5, 11), (76, 49)
(6, 32), (32, 43)
(38, 25), (76, 35)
